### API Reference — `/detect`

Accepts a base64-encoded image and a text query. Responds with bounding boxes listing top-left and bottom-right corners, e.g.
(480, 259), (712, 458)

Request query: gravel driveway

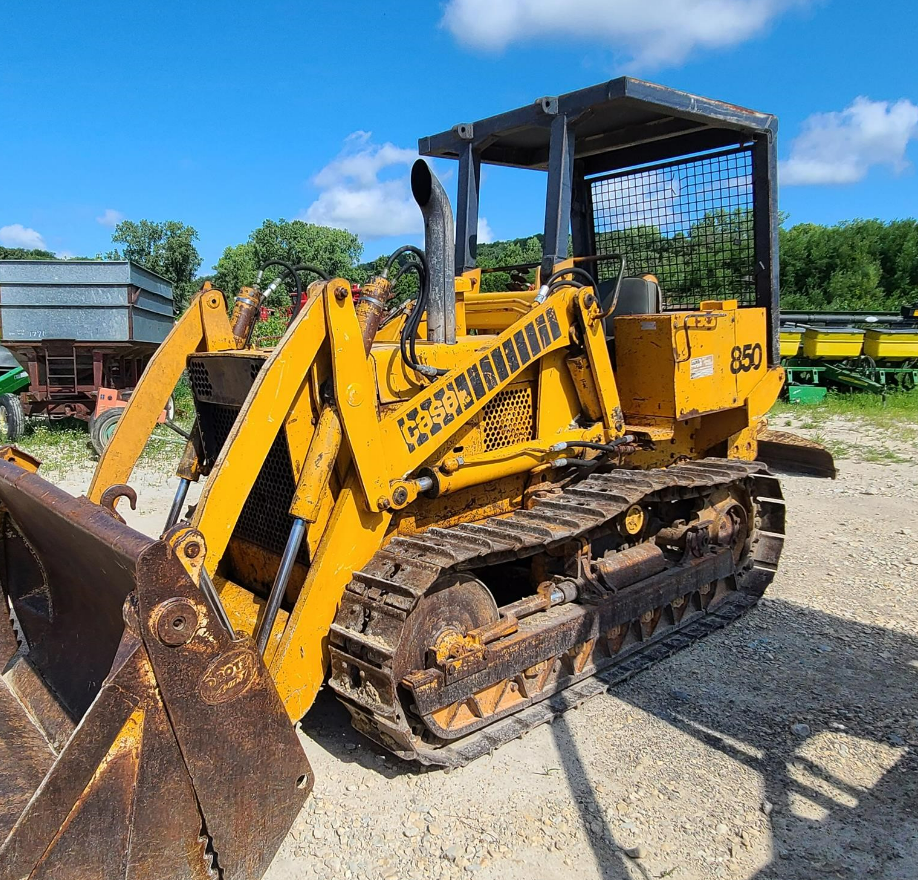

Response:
(64, 455), (917, 880)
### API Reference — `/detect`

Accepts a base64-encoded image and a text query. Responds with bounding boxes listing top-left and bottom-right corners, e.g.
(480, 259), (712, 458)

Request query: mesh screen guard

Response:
(590, 147), (755, 309)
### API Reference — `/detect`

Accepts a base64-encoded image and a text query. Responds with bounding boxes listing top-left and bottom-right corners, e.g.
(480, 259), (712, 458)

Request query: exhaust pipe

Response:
(411, 159), (456, 344)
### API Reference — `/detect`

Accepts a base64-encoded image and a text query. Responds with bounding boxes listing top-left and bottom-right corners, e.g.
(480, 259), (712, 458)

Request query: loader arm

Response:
(88, 286), (236, 504)
(188, 279), (626, 720)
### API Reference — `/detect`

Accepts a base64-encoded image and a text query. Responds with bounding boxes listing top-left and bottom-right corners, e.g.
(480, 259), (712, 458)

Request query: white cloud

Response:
(478, 217), (495, 244)
(0, 224), (46, 249)
(594, 169), (684, 231)
(441, 0), (808, 69)
(96, 208), (124, 227)
(781, 97), (918, 186)
(303, 133), (424, 238)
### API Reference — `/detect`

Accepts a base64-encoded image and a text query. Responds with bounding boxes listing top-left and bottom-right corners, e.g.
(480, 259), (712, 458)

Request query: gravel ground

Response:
(58, 445), (918, 880)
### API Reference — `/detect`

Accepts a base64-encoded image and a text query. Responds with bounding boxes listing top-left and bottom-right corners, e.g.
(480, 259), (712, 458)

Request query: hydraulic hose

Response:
(535, 266), (595, 304)
(388, 247), (446, 378)
(292, 263), (330, 281)
(385, 245), (427, 278)
(256, 259), (303, 305)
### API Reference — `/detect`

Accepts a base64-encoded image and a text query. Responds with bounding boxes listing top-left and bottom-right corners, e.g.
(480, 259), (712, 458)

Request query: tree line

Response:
(3, 215), (917, 314)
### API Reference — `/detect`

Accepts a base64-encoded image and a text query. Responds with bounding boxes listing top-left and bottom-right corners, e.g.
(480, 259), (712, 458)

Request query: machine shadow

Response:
(600, 596), (918, 879)
(300, 597), (918, 877)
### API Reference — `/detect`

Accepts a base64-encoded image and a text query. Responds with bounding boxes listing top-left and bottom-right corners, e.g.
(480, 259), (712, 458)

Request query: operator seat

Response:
(598, 274), (663, 337)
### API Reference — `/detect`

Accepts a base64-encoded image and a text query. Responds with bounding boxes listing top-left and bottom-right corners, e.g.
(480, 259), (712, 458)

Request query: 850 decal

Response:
(730, 342), (763, 374)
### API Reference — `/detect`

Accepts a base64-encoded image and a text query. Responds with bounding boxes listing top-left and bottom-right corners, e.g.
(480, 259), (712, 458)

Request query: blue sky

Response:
(1, 0), (916, 271)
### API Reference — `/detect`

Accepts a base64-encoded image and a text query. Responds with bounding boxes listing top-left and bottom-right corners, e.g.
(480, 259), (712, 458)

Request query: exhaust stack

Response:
(411, 159), (456, 344)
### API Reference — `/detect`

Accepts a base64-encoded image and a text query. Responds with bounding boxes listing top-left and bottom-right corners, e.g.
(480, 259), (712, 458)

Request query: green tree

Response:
(110, 219), (202, 312)
(213, 219), (363, 308)
(476, 235), (544, 291)
(0, 246), (58, 260)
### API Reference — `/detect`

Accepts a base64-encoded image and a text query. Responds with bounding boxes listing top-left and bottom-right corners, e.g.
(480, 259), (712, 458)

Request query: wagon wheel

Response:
(90, 408), (122, 456)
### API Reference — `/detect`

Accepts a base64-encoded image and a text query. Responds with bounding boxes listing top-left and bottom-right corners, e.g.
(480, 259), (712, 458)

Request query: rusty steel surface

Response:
(0, 460), (312, 880)
(328, 460), (785, 766)
(1, 630), (214, 880)
(0, 458), (154, 718)
(134, 540), (313, 880)
(756, 429), (838, 479)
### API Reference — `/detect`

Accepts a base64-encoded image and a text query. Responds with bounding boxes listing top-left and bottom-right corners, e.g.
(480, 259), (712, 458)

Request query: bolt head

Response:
(185, 541), (201, 558)
(154, 598), (199, 646)
(334, 285), (349, 300)
(392, 487), (409, 505)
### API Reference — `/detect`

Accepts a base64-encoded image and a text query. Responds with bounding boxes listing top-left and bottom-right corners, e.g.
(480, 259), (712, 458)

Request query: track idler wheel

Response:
(394, 574), (499, 685)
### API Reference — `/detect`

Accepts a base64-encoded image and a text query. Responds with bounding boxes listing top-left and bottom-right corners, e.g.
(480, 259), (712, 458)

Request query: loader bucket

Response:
(0, 459), (312, 880)
(756, 429), (838, 479)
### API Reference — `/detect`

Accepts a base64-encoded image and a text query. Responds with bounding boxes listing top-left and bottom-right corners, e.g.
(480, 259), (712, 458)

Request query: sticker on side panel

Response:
(689, 354), (715, 380)
(641, 321), (657, 330)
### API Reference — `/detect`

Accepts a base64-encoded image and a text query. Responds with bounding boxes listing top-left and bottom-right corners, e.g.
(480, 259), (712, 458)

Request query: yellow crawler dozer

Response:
(0, 78), (830, 878)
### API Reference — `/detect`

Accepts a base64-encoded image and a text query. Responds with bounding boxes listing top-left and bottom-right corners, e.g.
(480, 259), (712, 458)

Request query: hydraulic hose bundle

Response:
(385, 245), (446, 379)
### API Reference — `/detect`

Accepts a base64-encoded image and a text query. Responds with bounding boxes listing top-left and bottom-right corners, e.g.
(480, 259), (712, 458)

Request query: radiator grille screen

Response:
(590, 147), (755, 309)
(195, 400), (308, 565)
(481, 386), (534, 451)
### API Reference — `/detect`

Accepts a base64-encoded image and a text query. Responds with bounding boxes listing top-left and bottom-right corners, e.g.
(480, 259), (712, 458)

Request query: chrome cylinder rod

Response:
(164, 478), (191, 532)
(254, 517), (307, 655)
(199, 566), (236, 640)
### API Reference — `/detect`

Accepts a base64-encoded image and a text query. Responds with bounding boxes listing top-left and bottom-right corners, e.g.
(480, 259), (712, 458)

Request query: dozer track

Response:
(329, 459), (785, 767)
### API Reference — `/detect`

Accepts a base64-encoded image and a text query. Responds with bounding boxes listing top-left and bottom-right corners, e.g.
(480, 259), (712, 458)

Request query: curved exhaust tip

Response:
(411, 159), (433, 208)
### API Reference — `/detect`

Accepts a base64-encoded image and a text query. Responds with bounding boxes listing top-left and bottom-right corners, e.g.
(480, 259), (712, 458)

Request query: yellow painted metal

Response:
(192, 289), (329, 574)
(0, 446), (41, 473)
(380, 289), (579, 476)
(863, 328), (918, 360)
(615, 304), (767, 421)
(745, 364), (786, 422)
(780, 327), (803, 358)
(536, 349), (581, 438)
(88, 287), (236, 504)
(325, 280), (389, 511)
(290, 407), (343, 523)
(160, 269), (776, 723)
(802, 327), (865, 359)
(270, 473), (390, 720)
(215, 575), (289, 664)
(372, 339), (498, 404)
(621, 505), (645, 536)
(464, 291), (537, 332)
(283, 382), (319, 485)
(574, 287), (625, 435)
(431, 424), (605, 496)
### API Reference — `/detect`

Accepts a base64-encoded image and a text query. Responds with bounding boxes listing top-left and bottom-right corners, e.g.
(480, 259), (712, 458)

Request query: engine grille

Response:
(195, 402), (307, 567)
(481, 386), (534, 451)
(188, 360), (213, 399)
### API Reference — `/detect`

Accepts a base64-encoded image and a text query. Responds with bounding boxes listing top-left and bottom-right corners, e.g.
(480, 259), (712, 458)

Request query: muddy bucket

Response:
(0, 457), (312, 879)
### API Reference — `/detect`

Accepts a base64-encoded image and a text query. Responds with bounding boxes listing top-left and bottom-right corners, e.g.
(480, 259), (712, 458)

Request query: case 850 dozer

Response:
(0, 78), (833, 879)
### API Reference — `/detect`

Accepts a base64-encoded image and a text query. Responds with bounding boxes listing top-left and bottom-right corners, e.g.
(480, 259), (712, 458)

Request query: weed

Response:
(857, 446), (911, 465)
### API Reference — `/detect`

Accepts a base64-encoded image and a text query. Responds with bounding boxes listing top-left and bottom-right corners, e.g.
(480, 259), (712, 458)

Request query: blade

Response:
(756, 430), (838, 479)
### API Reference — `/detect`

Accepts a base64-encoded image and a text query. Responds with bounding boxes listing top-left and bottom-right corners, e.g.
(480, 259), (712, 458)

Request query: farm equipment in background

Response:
(779, 306), (918, 402)
(0, 260), (177, 451)
(0, 344), (31, 441)
(0, 78), (827, 878)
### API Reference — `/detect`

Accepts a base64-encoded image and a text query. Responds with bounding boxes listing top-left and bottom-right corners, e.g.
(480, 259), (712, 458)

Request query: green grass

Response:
(15, 383), (195, 480)
(771, 387), (918, 426)
(770, 388), (918, 465)
(16, 420), (187, 480)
